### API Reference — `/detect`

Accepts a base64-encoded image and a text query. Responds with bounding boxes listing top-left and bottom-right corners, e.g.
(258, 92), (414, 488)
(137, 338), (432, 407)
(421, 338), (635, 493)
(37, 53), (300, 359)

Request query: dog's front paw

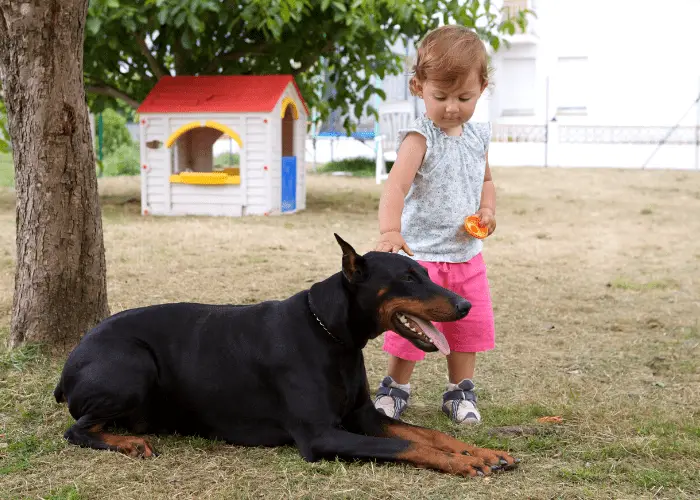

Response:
(464, 447), (519, 470)
(117, 437), (158, 458)
(454, 454), (494, 477)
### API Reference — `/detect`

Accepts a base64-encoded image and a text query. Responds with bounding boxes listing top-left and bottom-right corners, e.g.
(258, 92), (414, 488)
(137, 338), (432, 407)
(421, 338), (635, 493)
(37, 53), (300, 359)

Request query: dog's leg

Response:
(290, 427), (493, 477)
(382, 419), (516, 468)
(64, 416), (158, 458)
(345, 403), (517, 468)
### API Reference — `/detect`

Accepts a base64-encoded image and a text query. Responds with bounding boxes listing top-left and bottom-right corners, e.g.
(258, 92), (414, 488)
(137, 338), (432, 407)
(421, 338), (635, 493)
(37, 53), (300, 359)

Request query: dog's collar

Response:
(307, 293), (344, 345)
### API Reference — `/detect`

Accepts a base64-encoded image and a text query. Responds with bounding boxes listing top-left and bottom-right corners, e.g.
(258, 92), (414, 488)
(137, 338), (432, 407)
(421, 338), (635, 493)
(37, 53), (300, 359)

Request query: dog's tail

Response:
(53, 379), (65, 403)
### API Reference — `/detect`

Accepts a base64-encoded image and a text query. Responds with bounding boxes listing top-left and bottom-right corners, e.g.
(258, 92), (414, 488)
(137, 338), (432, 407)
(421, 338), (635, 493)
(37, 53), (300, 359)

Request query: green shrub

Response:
(103, 143), (140, 176)
(214, 152), (240, 166)
(317, 157), (394, 177)
(318, 157), (375, 176)
(98, 108), (133, 157)
(0, 99), (10, 154)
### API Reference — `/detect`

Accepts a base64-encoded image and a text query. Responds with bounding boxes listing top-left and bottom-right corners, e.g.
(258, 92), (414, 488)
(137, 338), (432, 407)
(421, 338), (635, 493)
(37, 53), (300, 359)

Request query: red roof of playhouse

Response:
(137, 75), (308, 115)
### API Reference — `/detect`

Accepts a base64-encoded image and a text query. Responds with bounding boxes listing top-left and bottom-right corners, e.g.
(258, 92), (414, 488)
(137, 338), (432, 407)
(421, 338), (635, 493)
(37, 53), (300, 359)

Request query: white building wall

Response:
(491, 0), (700, 127)
(486, 0), (700, 169)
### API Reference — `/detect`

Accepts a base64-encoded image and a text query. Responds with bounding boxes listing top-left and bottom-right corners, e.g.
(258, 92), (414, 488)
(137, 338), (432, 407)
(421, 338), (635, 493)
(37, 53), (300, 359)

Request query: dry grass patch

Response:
(1, 168), (699, 499)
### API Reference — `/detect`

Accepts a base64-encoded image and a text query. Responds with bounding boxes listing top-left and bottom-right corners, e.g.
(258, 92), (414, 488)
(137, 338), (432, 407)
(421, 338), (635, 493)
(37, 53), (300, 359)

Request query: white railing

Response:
(492, 123), (699, 145)
(492, 123), (547, 143)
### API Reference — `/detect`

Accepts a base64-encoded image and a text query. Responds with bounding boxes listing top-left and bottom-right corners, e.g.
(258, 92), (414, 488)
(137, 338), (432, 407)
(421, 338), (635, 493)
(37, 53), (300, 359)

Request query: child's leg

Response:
(388, 355), (416, 384)
(439, 254), (495, 424)
(374, 332), (426, 419)
(447, 351), (476, 383)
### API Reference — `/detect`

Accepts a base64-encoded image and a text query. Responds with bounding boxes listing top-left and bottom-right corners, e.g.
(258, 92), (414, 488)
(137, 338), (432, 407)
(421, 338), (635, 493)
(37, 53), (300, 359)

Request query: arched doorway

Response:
(281, 98), (299, 212)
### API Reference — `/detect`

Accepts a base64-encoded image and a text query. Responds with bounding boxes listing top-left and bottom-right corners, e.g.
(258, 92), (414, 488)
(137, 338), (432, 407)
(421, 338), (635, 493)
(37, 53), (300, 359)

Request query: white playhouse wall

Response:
(139, 112), (272, 216)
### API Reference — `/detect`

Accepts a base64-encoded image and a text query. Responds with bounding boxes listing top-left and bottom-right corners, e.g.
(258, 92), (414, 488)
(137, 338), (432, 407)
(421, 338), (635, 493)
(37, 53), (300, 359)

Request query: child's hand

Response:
(476, 208), (497, 236)
(376, 231), (414, 256)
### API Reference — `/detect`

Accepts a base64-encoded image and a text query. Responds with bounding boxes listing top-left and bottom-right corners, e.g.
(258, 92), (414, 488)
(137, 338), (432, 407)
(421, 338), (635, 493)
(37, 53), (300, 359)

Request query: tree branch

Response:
(203, 43), (269, 74)
(85, 82), (141, 109)
(137, 34), (168, 80)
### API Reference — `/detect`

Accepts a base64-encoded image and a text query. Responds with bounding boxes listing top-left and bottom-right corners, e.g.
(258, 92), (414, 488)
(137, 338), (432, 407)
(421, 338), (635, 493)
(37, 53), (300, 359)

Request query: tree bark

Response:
(0, 0), (110, 352)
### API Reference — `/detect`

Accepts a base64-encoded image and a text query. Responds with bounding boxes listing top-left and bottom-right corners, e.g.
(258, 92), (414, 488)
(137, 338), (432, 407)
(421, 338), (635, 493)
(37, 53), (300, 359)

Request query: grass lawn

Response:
(316, 157), (381, 177)
(0, 168), (699, 499)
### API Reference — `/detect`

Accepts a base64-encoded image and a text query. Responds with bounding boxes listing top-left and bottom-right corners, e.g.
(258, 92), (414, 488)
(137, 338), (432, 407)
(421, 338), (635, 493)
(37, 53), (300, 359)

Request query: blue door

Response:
(281, 156), (297, 213)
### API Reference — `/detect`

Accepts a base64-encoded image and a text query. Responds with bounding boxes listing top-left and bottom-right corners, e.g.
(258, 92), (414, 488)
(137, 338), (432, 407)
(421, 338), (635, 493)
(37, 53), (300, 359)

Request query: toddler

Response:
(374, 25), (497, 424)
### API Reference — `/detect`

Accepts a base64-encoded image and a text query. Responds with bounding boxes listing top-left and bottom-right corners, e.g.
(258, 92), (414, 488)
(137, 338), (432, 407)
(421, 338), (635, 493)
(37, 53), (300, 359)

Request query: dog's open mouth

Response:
(392, 313), (450, 355)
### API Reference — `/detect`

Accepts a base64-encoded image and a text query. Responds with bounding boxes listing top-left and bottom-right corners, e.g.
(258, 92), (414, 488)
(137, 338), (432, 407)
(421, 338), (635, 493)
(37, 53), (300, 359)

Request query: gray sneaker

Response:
(442, 379), (481, 424)
(373, 376), (410, 420)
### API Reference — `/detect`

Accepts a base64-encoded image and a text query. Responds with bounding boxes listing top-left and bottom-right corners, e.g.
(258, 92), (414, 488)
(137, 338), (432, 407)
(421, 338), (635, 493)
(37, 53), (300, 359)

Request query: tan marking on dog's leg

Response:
(98, 433), (157, 458)
(395, 443), (491, 477)
(386, 421), (516, 466)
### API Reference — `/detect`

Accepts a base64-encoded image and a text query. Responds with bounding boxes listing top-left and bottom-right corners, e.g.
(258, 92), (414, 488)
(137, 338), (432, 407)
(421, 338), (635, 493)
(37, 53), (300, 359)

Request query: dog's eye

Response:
(401, 274), (418, 283)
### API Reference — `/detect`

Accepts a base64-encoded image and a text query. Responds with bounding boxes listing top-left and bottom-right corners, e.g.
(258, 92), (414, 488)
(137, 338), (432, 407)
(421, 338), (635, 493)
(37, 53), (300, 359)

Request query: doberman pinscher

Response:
(54, 234), (518, 477)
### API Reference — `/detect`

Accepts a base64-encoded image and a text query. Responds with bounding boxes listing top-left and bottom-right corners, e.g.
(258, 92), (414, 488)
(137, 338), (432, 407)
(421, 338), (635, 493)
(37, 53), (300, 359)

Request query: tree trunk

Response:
(0, 0), (110, 352)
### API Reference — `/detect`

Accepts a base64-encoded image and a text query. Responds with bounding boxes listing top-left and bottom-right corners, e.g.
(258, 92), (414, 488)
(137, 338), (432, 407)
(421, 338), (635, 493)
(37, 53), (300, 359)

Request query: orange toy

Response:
(537, 416), (563, 424)
(464, 215), (488, 239)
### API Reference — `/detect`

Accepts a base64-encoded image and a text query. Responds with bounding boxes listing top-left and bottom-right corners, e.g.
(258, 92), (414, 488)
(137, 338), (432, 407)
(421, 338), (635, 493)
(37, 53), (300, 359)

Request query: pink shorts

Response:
(383, 253), (495, 361)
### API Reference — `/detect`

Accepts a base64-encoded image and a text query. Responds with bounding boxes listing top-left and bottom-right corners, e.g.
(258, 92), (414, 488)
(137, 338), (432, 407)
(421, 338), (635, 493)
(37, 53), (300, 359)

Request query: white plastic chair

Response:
(375, 101), (415, 184)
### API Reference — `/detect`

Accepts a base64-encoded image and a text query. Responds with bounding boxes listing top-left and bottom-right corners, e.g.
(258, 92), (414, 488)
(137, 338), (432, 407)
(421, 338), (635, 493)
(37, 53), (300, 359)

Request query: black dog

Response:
(54, 234), (517, 477)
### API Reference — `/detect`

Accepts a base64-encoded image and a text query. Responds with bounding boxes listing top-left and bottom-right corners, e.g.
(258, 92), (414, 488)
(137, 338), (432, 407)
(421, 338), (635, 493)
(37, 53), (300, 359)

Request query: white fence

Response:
(490, 123), (700, 170)
(301, 111), (700, 174)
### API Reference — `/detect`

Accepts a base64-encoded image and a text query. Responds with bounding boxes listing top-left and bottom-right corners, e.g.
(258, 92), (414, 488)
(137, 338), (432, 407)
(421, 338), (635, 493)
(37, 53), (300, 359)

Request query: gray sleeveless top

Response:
(398, 114), (491, 263)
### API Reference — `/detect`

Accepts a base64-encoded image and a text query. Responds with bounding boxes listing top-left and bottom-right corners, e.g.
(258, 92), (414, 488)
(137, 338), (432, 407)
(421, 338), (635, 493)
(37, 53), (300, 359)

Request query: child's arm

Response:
(376, 133), (427, 255)
(476, 152), (497, 235)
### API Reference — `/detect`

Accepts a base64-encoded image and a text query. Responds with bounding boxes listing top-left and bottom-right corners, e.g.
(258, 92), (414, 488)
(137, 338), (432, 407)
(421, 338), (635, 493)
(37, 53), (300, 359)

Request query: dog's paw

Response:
(457, 455), (494, 477)
(118, 437), (158, 458)
(465, 447), (518, 471)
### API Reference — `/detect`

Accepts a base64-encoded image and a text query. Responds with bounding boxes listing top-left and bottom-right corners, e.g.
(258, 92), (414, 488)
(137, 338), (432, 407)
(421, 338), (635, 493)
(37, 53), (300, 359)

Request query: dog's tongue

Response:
(406, 314), (451, 355)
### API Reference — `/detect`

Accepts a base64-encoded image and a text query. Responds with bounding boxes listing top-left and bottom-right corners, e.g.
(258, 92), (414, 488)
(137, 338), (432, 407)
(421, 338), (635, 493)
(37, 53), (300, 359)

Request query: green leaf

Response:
(501, 19), (516, 35)
(469, 1), (479, 15)
(181, 31), (192, 50)
(157, 9), (168, 25)
(123, 18), (136, 32)
(280, 2), (290, 22)
(188, 16), (204, 33)
(86, 17), (101, 35)
(174, 11), (187, 28)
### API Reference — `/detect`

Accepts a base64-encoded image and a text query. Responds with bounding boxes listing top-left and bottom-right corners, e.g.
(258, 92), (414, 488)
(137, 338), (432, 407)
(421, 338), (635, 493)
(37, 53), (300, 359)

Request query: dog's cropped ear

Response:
(334, 233), (367, 283)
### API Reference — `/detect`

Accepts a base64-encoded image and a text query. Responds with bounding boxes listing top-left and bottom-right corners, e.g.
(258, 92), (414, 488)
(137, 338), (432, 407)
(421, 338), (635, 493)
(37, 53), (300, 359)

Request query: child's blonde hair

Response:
(409, 25), (489, 95)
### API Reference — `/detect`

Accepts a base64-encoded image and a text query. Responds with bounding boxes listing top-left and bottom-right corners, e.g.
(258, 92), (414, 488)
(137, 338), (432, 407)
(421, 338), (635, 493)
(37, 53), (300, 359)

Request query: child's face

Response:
(415, 72), (487, 132)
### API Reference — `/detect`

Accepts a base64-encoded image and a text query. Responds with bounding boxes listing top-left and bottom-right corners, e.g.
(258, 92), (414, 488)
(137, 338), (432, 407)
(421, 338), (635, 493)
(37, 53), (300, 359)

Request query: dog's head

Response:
(310, 234), (471, 354)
